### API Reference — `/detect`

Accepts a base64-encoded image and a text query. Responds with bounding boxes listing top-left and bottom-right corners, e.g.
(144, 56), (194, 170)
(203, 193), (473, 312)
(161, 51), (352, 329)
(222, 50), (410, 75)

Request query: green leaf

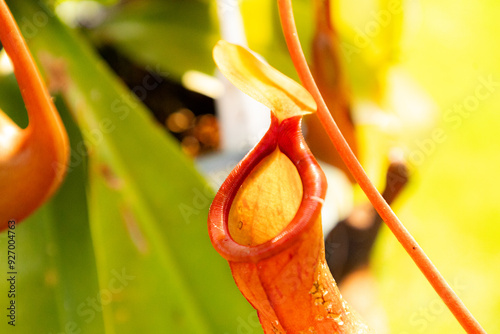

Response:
(61, 0), (119, 5)
(0, 74), (105, 333)
(91, 0), (219, 80)
(0, 74), (28, 127)
(7, 1), (258, 333)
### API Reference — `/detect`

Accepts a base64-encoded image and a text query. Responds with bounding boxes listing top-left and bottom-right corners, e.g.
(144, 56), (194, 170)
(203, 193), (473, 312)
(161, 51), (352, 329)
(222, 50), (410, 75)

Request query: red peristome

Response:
(208, 114), (325, 261)
(208, 114), (370, 333)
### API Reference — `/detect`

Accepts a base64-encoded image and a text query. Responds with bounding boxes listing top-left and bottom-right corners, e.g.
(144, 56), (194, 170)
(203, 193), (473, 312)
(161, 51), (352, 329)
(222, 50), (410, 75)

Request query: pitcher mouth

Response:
(208, 114), (327, 263)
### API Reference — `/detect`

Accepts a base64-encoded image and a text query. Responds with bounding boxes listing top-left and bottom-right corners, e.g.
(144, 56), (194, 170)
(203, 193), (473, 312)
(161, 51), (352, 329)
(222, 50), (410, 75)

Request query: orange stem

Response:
(0, 0), (60, 128)
(277, 0), (486, 333)
(0, 0), (68, 225)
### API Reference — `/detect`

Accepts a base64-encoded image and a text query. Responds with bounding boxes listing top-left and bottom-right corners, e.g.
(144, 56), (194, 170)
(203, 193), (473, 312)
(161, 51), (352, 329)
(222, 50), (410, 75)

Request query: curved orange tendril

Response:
(277, 0), (486, 333)
(0, 0), (69, 228)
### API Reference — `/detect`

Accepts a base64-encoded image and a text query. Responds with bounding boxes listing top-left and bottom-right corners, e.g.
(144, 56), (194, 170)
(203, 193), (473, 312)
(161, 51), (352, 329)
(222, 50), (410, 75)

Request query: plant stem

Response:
(0, 0), (68, 224)
(0, 0), (62, 129)
(277, 1), (486, 333)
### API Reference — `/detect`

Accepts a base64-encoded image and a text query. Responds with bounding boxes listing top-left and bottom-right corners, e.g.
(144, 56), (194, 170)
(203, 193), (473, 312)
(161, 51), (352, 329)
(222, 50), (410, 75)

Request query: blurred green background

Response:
(0, 0), (498, 333)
